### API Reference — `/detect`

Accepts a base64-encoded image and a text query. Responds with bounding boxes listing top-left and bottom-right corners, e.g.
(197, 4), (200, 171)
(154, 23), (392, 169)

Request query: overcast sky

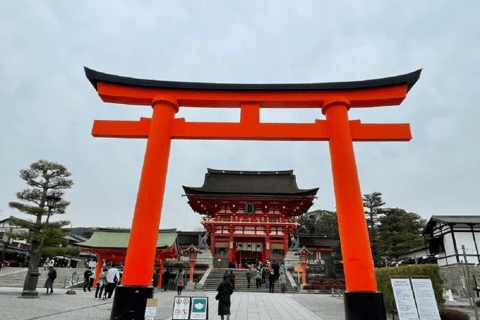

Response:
(1, 1), (479, 231)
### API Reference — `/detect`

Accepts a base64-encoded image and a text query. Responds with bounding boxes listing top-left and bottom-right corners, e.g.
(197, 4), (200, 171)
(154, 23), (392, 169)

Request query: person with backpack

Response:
(105, 263), (121, 300)
(255, 269), (262, 288)
(44, 266), (57, 294)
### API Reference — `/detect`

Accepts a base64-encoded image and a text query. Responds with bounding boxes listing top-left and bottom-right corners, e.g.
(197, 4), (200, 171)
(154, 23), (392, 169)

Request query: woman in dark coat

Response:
(217, 278), (234, 320)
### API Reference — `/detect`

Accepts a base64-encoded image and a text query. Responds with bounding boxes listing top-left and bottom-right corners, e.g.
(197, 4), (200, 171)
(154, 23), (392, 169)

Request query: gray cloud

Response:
(1, 0), (479, 230)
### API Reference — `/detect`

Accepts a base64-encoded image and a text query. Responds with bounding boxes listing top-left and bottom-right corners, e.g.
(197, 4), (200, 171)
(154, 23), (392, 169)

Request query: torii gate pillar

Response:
(85, 67), (421, 320)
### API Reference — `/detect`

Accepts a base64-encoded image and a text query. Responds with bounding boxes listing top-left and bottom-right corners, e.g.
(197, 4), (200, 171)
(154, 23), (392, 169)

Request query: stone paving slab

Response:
(0, 287), (347, 320)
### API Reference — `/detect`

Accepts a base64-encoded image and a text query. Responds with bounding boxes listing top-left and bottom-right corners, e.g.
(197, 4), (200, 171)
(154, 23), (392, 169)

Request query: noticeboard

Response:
(190, 297), (209, 319)
(391, 279), (419, 320)
(144, 298), (158, 320)
(411, 279), (441, 320)
(294, 263), (302, 272)
(172, 296), (191, 320)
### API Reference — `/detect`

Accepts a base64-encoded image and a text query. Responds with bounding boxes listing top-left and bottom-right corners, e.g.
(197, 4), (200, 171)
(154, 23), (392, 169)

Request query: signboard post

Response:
(411, 279), (441, 320)
(172, 296), (191, 320)
(390, 279), (419, 320)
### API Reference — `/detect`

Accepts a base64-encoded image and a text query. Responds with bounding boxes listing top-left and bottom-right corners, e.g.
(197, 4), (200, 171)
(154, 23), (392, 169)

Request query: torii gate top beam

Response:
(85, 67), (421, 142)
(85, 67), (421, 108)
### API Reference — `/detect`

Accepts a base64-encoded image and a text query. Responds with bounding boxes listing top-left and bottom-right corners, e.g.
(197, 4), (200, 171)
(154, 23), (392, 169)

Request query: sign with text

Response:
(411, 279), (441, 320)
(172, 296), (191, 320)
(190, 297), (208, 319)
(144, 298), (158, 320)
(391, 279), (419, 320)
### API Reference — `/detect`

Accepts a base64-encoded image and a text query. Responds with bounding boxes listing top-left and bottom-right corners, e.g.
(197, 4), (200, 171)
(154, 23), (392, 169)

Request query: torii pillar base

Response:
(110, 285), (154, 320)
(344, 292), (386, 320)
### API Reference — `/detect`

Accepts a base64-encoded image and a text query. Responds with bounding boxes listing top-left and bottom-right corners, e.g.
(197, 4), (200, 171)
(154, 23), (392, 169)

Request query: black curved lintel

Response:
(84, 67), (421, 93)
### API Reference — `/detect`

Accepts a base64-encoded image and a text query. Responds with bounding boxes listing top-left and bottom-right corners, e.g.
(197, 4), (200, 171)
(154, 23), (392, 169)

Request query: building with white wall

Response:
(424, 215), (480, 266)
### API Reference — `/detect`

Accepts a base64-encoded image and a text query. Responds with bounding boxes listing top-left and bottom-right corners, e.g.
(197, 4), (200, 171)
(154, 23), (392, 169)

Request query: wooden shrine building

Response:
(183, 169), (318, 267)
(77, 228), (179, 283)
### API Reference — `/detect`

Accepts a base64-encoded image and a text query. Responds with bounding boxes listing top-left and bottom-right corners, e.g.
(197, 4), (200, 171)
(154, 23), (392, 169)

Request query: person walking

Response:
(83, 268), (93, 292)
(152, 268), (160, 293)
(255, 269), (262, 288)
(43, 257), (50, 271)
(261, 266), (267, 285)
(216, 276), (234, 320)
(273, 261), (280, 280)
(279, 272), (287, 293)
(175, 268), (186, 295)
(245, 269), (251, 289)
(228, 270), (236, 290)
(268, 272), (276, 293)
(95, 268), (108, 299)
(162, 268), (171, 291)
(44, 266), (57, 294)
(105, 263), (121, 300)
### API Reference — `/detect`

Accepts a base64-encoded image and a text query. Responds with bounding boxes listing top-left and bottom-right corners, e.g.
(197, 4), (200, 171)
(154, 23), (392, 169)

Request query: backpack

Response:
(49, 269), (57, 280)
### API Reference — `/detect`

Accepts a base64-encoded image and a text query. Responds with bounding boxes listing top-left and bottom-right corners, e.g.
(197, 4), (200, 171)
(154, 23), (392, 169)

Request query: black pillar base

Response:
(110, 285), (154, 320)
(344, 291), (387, 320)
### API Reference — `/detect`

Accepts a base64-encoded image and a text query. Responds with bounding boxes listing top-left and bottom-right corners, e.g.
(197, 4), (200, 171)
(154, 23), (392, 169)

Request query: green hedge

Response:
(375, 264), (444, 314)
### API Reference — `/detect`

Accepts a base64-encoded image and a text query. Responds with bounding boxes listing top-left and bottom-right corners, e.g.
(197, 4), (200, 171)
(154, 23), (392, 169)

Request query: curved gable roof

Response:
(183, 168), (318, 196)
(77, 229), (177, 249)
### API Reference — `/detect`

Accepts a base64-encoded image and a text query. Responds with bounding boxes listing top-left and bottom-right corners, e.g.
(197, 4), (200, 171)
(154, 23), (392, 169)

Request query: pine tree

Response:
(363, 192), (385, 266)
(9, 160), (74, 296)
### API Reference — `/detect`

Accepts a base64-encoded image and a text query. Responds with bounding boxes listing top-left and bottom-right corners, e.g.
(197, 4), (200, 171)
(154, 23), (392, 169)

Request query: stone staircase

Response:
(0, 267), (87, 289)
(201, 268), (295, 293)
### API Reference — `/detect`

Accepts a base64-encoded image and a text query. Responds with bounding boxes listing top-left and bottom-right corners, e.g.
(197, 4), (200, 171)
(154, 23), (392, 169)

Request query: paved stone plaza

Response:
(0, 287), (346, 320)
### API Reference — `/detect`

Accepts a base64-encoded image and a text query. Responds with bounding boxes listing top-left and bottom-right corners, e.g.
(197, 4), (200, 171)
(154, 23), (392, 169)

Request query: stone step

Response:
(201, 268), (295, 293)
(0, 267), (88, 289)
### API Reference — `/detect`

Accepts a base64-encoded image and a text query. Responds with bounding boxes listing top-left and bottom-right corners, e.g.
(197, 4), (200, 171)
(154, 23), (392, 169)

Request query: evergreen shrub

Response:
(441, 309), (470, 320)
(375, 264), (444, 313)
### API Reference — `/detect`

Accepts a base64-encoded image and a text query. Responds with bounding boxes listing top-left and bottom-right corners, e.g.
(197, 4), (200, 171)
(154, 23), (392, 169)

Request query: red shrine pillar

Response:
(323, 98), (385, 320)
(111, 96), (178, 318)
(93, 256), (103, 288)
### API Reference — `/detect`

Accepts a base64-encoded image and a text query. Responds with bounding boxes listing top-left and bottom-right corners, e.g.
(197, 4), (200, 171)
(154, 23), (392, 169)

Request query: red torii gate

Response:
(85, 67), (420, 320)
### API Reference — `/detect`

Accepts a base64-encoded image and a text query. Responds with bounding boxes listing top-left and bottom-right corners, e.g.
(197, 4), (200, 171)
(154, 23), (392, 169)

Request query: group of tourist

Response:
(82, 263), (121, 300)
(251, 261), (287, 293)
(151, 267), (187, 295)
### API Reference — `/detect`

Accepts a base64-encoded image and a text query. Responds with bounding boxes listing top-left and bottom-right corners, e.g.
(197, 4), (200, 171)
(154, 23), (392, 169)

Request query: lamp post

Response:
(184, 245), (201, 291)
(21, 195), (60, 298)
(297, 246), (312, 286)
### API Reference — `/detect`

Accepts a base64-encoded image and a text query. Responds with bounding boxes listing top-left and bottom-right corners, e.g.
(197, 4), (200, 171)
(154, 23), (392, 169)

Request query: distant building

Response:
(424, 215), (480, 266)
(0, 216), (31, 267)
(184, 168), (319, 267)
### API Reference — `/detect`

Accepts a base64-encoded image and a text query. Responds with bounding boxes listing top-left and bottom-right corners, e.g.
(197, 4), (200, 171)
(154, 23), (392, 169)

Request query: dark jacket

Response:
(152, 271), (160, 287)
(228, 272), (236, 289)
(84, 269), (93, 280)
(268, 273), (276, 284)
(217, 279), (234, 316)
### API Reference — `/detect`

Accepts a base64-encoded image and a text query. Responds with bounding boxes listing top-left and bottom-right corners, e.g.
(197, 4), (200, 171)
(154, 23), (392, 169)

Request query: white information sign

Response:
(172, 296), (191, 320)
(411, 279), (441, 320)
(391, 279), (419, 320)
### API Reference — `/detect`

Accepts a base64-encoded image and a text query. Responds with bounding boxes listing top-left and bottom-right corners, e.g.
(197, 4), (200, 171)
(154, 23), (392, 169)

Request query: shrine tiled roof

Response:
(424, 215), (480, 234)
(183, 169), (318, 196)
(77, 228), (177, 249)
